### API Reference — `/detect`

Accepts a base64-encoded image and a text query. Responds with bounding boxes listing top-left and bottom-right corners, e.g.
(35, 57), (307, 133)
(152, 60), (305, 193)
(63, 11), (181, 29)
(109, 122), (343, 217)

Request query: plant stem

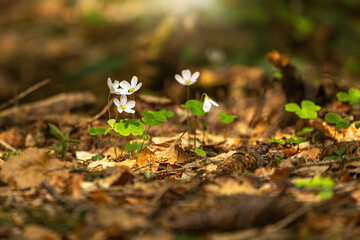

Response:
(187, 85), (190, 145)
(113, 112), (118, 160)
(96, 135), (100, 156)
(203, 129), (206, 148)
(194, 115), (197, 150)
(224, 125), (228, 141)
(120, 136), (125, 158)
(140, 126), (151, 151)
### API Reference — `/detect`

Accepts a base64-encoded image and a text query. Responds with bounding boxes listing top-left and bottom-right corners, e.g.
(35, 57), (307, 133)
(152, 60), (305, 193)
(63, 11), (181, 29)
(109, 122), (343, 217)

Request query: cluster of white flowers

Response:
(174, 69), (219, 112)
(108, 76), (142, 113)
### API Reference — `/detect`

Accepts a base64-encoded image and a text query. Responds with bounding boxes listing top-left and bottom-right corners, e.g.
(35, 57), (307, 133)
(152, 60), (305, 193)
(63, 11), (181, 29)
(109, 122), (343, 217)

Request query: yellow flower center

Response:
(184, 80), (191, 85)
(120, 105), (126, 110)
(129, 88), (135, 93)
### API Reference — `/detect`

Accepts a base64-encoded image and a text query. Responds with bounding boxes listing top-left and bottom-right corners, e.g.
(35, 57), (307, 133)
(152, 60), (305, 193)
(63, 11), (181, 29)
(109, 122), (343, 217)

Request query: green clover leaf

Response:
(194, 148), (206, 156)
(181, 99), (206, 116)
(89, 127), (107, 136)
(114, 119), (145, 136)
(336, 88), (360, 105)
(285, 100), (321, 119)
(268, 137), (286, 145)
(324, 113), (351, 129)
(218, 112), (238, 124)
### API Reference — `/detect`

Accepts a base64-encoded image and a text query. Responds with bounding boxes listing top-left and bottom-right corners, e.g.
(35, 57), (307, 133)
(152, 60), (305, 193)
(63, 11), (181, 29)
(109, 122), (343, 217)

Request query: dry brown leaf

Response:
(87, 158), (135, 171)
(0, 148), (69, 190)
(136, 147), (159, 171)
(22, 224), (61, 240)
(148, 138), (187, 165)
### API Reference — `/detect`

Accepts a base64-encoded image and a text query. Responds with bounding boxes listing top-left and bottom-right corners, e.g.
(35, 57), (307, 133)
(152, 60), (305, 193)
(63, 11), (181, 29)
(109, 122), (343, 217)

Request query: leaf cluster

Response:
(181, 100), (205, 116)
(325, 147), (346, 160)
(48, 123), (80, 160)
(324, 113), (351, 129)
(141, 110), (174, 126)
(295, 176), (334, 200)
(285, 100), (321, 119)
(268, 135), (307, 146)
(217, 112), (238, 124)
(336, 88), (360, 105)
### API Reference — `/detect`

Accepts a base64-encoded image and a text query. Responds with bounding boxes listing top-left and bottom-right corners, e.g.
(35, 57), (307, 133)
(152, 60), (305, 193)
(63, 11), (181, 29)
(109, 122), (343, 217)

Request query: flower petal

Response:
(117, 107), (124, 113)
(131, 76), (138, 87)
(126, 100), (136, 109)
(124, 108), (135, 114)
(114, 89), (127, 95)
(203, 100), (211, 113)
(182, 69), (191, 80)
(120, 80), (131, 90)
(107, 77), (112, 90)
(113, 98), (121, 107)
(175, 74), (185, 85)
(120, 95), (127, 105)
(190, 71), (200, 83)
(134, 82), (142, 91)
(210, 99), (219, 107)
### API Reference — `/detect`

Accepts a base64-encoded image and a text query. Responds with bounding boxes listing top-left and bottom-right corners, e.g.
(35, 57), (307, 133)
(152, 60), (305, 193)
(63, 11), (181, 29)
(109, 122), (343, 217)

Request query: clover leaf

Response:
(218, 112), (238, 124)
(336, 88), (360, 105)
(296, 127), (314, 136)
(181, 99), (205, 116)
(194, 148), (206, 156)
(324, 113), (351, 129)
(114, 119), (145, 136)
(325, 147), (346, 160)
(125, 141), (145, 153)
(285, 100), (321, 119)
(355, 121), (360, 129)
(286, 135), (307, 144)
(89, 127), (107, 136)
(268, 137), (286, 145)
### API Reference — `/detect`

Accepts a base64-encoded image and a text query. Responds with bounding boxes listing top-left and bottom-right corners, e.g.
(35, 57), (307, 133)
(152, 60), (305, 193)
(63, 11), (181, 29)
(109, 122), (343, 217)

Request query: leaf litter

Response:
(0, 53), (360, 239)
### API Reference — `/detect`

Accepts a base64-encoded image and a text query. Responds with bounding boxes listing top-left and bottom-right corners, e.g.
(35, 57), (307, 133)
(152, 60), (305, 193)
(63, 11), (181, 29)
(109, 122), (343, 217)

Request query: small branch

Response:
(0, 139), (17, 152)
(0, 79), (51, 111)
(133, 162), (153, 171)
(291, 155), (360, 171)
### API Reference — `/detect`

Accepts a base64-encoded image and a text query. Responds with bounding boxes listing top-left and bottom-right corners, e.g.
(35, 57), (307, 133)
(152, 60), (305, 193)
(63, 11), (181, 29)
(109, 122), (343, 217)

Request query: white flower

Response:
(175, 69), (199, 86)
(113, 95), (136, 114)
(107, 77), (120, 94)
(203, 95), (219, 113)
(116, 76), (142, 95)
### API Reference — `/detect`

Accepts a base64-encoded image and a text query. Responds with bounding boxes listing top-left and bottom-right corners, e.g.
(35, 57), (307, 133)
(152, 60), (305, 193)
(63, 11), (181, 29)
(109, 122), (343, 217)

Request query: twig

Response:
(0, 139), (17, 152)
(0, 79), (51, 111)
(133, 162), (153, 171)
(42, 179), (67, 204)
(290, 156), (360, 171)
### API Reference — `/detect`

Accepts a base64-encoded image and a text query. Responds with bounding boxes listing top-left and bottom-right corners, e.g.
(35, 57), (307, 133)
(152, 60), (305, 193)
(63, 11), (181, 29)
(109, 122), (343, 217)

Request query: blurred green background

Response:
(1, 0), (360, 103)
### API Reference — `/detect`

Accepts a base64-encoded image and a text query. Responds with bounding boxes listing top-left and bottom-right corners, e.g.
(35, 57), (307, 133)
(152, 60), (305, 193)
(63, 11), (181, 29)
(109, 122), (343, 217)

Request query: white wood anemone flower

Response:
(107, 77), (120, 94)
(175, 69), (199, 86)
(203, 94), (219, 113)
(116, 76), (142, 95)
(113, 95), (136, 114)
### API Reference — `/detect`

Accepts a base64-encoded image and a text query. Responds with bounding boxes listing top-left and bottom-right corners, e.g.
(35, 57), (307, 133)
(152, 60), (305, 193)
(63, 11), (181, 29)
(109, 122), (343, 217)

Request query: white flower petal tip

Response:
(114, 95), (136, 114)
(117, 76), (142, 95)
(203, 95), (219, 113)
(175, 69), (199, 86)
(108, 77), (120, 93)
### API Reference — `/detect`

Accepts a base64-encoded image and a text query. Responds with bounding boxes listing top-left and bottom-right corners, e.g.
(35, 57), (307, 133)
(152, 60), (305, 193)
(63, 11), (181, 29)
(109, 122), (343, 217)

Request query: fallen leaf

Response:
(0, 148), (69, 190)
(99, 166), (135, 188)
(204, 177), (259, 195)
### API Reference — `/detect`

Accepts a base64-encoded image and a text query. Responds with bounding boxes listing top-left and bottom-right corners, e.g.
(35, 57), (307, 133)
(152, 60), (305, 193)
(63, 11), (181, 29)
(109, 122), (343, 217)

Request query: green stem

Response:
(120, 136), (125, 158)
(187, 85), (190, 145)
(114, 112), (118, 160)
(224, 125), (228, 141)
(203, 129), (206, 148)
(140, 126), (151, 151)
(194, 115), (197, 150)
(96, 135), (100, 156)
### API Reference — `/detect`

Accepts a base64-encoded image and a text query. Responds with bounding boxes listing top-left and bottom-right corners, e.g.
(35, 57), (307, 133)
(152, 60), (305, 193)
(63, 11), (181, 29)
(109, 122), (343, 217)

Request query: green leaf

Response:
(107, 119), (116, 128)
(115, 119), (146, 136)
(48, 123), (64, 141)
(285, 100), (321, 119)
(114, 122), (131, 136)
(268, 137), (286, 145)
(336, 122), (351, 129)
(194, 148), (206, 156)
(125, 143), (133, 153)
(296, 127), (314, 136)
(182, 99), (206, 116)
(287, 136), (307, 144)
(337, 88), (360, 105)
(331, 147), (346, 158)
(355, 121), (360, 129)
(104, 128), (113, 135)
(89, 127), (107, 136)
(217, 112), (238, 124)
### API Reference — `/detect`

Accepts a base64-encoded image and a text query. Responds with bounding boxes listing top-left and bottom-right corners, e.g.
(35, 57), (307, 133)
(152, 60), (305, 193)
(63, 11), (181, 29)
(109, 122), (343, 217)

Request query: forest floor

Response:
(0, 52), (359, 240)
